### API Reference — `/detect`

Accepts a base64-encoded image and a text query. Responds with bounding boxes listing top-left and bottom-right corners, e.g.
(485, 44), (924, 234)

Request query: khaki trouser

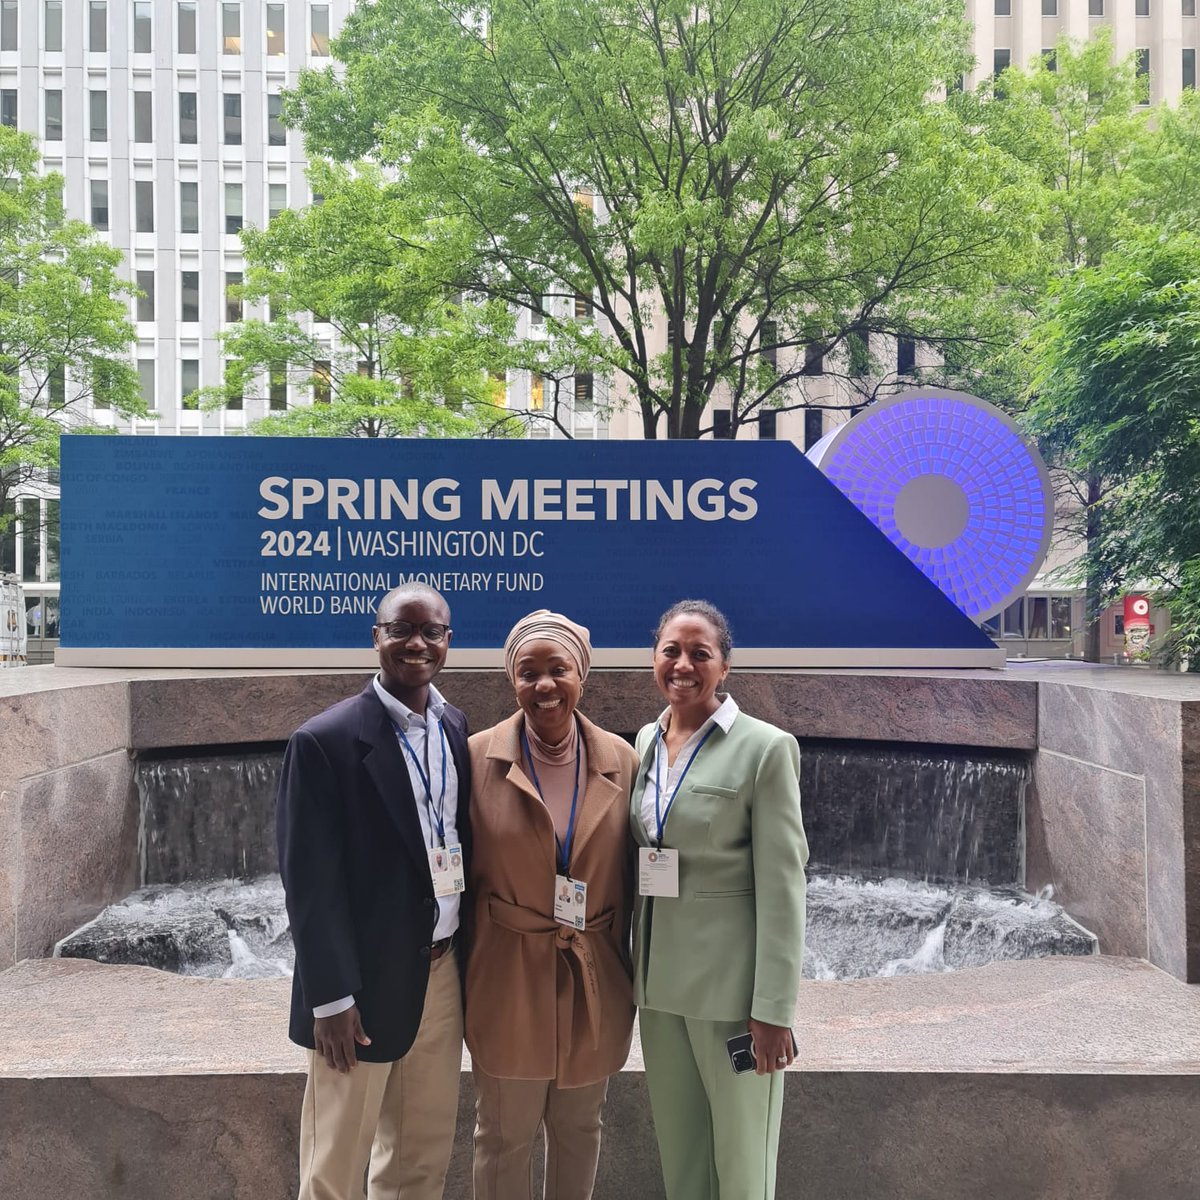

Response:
(471, 1063), (609, 1200)
(298, 952), (463, 1200)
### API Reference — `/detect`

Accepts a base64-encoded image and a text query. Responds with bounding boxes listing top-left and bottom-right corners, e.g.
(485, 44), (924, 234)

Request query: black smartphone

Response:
(726, 1030), (798, 1075)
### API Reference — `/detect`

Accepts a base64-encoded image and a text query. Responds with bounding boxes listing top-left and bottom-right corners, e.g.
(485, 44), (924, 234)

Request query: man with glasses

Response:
(277, 582), (472, 1200)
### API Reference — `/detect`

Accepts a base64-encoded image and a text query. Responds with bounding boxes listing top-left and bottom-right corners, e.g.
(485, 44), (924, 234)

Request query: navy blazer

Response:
(276, 682), (472, 1063)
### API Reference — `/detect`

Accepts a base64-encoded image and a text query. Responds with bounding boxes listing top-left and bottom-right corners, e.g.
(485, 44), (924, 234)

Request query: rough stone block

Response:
(12, 751), (138, 963)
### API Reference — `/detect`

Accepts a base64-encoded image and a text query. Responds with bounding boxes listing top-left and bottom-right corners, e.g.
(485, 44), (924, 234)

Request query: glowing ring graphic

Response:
(807, 388), (1053, 622)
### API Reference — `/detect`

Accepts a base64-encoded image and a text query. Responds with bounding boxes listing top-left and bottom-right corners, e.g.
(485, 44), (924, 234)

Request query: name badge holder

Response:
(522, 723), (587, 930)
(638, 725), (715, 898)
(395, 719), (465, 897)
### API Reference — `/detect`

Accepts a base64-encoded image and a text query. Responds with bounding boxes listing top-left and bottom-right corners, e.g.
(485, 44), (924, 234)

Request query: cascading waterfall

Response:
(56, 739), (1098, 980)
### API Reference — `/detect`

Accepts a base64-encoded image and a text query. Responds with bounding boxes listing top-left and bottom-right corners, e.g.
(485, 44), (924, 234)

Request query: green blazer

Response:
(630, 707), (808, 1028)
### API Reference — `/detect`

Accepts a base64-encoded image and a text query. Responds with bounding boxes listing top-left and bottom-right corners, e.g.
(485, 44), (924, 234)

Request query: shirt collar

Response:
(655, 693), (739, 736)
(373, 674), (446, 730)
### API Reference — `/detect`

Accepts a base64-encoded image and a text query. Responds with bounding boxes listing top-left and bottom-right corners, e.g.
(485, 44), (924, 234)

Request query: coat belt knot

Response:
(488, 894), (613, 1051)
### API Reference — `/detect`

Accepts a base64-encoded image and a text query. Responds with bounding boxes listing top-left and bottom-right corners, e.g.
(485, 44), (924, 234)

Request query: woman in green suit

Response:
(631, 599), (808, 1200)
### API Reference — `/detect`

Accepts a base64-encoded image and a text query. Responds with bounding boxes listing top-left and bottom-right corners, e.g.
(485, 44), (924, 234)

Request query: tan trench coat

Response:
(464, 710), (639, 1088)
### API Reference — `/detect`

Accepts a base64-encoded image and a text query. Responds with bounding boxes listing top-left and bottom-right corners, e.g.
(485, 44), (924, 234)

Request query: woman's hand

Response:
(747, 1018), (794, 1076)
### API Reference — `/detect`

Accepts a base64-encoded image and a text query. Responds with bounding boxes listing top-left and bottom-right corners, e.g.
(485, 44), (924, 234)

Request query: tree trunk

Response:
(1084, 471), (1103, 663)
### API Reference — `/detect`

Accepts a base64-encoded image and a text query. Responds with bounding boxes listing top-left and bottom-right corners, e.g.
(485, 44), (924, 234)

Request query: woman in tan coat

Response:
(466, 609), (639, 1200)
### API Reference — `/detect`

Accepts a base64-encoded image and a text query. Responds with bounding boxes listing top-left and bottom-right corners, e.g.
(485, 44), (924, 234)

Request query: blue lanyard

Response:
(393, 718), (449, 847)
(653, 724), (715, 847)
(521, 720), (582, 876)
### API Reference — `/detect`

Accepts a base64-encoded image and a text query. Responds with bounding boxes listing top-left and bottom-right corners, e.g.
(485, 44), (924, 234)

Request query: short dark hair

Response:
(375, 582), (449, 624)
(652, 600), (733, 662)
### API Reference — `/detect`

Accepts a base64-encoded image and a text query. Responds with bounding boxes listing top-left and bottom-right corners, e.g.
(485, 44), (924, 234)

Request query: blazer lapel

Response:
(488, 712), (562, 876)
(569, 714), (623, 865)
(359, 689), (429, 875)
(630, 730), (658, 847)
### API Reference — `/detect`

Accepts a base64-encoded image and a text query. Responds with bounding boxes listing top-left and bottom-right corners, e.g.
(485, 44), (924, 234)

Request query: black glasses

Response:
(375, 621), (451, 644)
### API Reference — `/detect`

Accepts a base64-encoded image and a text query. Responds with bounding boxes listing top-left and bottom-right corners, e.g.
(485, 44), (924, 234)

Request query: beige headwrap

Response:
(503, 609), (592, 683)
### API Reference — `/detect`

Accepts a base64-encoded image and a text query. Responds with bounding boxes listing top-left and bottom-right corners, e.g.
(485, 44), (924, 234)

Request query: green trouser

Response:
(639, 1007), (785, 1200)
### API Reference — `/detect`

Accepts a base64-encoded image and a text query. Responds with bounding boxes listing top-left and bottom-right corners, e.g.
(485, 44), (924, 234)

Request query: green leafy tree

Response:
(208, 161), (517, 437)
(0, 126), (140, 525)
(1028, 231), (1200, 668)
(287, 0), (1039, 438)
(941, 36), (1200, 657)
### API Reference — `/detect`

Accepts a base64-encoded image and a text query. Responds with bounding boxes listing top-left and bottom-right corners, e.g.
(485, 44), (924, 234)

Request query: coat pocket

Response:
(690, 784), (739, 799)
(693, 887), (754, 899)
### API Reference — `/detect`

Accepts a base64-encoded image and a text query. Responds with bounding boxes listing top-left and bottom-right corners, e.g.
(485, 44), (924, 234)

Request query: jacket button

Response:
(419, 945), (431, 959)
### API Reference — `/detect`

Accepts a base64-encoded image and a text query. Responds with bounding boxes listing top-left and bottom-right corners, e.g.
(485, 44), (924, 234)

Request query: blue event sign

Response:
(58, 435), (1001, 668)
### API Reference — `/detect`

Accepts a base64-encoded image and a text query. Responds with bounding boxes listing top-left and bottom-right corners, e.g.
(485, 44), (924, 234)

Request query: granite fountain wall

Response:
(2, 661), (1197, 979)
(3, 662), (1200, 1200)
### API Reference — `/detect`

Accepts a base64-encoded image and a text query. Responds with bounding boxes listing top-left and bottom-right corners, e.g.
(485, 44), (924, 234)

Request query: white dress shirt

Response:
(312, 676), (461, 1018)
(640, 694), (740, 842)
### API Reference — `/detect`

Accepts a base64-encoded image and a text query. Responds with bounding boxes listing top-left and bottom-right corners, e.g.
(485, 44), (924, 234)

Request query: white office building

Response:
(0, 0), (1193, 656)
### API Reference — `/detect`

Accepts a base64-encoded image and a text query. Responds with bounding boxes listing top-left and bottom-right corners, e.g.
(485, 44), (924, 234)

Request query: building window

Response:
(90, 180), (108, 230)
(266, 3), (284, 55)
(1041, 0), (1057, 12)
(712, 410), (732, 439)
(801, 343), (823, 376)
(268, 182), (287, 221)
(181, 358), (200, 408)
(225, 359), (243, 410)
(0, 0), (17, 50)
(49, 365), (65, 406)
(0, 89), (15, 129)
(136, 269), (155, 321)
(269, 367), (287, 410)
(225, 183), (243, 234)
(1186, 0), (1197, 15)
(89, 90), (107, 141)
(761, 320), (778, 371)
(89, 1), (107, 51)
(313, 359), (331, 404)
(1050, 596), (1073, 640)
(133, 91), (152, 142)
(897, 335), (917, 375)
(179, 92), (197, 143)
(177, 0), (196, 53)
(137, 360), (156, 410)
(181, 270), (199, 322)
(311, 4), (330, 55)
(44, 90), (62, 141)
(1136, 0), (1150, 14)
(224, 94), (242, 145)
(180, 181), (199, 233)
(134, 180), (154, 233)
(530, 372), (544, 410)
(1043, 49), (1058, 73)
(531, 295), (544, 326)
(133, 1), (152, 52)
(45, 1), (62, 52)
(574, 373), (593, 413)
(1088, 0), (1104, 14)
(843, 329), (869, 379)
(804, 408), (823, 451)
(1185, 48), (1196, 90)
(1136, 48), (1150, 103)
(758, 410), (778, 440)
(222, 2), (240, 54)
(573, 291), (591, 320)
(994, 0), (1011, 13)
(267, 95), (285, 146)
(993, 48), (1012, 98)
(225, 271), (243, 322)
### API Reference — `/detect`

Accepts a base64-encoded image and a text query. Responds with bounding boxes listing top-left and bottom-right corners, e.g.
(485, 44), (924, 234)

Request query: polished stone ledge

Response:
(1, 957), (1198, 1200)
